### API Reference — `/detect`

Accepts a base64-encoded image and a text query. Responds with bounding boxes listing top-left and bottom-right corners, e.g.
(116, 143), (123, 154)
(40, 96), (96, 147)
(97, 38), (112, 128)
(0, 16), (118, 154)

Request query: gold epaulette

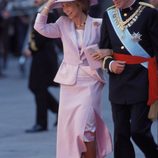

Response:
(139, 2), (155, 8)
(106, 5), (115, 11)
(30, 40), (38, 51)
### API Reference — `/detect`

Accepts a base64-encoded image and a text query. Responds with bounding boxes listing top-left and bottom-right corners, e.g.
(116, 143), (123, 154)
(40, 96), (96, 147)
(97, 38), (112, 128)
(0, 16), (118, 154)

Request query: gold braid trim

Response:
(113, 5), (145, 31)
(30, 40), (38, 51)
(102, 56), (113, 70)
(30, 32), (38, 51)
(139, 2), (155, 8)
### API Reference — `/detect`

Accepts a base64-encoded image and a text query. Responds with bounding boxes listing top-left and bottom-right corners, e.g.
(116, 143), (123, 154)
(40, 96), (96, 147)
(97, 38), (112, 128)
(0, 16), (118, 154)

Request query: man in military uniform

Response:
(99, 0), (158, 157)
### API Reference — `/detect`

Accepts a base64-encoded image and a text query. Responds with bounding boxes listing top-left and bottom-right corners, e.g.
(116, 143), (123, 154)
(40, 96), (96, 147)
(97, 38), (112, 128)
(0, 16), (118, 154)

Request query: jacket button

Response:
(121, 46), (125, 49)
(124, 13), (127, 17)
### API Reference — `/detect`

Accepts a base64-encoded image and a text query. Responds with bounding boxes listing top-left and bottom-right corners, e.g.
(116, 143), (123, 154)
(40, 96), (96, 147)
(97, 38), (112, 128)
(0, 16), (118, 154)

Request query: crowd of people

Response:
(0, 0), (36, 76)
(1, 0), (158, 158)
(0, 0), (110, 75)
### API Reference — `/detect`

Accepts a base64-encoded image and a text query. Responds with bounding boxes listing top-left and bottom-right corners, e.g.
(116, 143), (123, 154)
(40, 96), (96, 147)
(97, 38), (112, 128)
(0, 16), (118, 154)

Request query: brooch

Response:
(93, 22), (100, 27)
(131, 32), (142, 42)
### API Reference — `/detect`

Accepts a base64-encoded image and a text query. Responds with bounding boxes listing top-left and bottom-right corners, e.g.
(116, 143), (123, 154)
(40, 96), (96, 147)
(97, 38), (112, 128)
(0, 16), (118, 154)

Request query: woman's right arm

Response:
(34, 0), (61, 39)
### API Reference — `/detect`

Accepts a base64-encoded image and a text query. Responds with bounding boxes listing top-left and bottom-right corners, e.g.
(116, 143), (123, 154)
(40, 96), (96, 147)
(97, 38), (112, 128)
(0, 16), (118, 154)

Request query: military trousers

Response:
(111, 102), (158, 158)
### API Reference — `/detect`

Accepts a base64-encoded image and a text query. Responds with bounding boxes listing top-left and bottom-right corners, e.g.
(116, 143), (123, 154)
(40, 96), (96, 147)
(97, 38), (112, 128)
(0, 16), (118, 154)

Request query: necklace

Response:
(75, 14), (87, 29)
(76, 22), (86, 28)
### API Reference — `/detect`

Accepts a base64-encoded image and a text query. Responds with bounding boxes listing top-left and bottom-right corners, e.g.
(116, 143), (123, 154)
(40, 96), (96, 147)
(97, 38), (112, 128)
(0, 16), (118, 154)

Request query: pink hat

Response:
(52, 0), (98, 8)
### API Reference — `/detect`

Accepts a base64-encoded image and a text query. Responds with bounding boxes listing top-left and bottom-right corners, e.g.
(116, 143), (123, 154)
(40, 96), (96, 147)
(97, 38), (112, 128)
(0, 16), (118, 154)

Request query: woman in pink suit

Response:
(34, 0), (112, 157)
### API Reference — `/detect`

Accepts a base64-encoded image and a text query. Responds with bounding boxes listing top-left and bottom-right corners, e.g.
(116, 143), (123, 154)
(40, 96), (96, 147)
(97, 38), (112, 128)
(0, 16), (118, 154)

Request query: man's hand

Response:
(111, 60), (126, 74)
(23, 49), (32, 57)
(2, 10), (10, 19)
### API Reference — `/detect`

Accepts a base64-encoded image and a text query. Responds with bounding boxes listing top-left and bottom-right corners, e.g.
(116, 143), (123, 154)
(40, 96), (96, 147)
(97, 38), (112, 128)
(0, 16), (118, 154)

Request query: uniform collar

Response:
(120, 0), (139, 13)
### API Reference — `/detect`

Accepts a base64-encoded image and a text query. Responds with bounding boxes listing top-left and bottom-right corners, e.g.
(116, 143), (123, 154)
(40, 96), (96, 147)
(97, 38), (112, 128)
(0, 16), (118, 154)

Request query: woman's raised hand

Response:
(41, 0), (56, 15)
(45, 0), (56, 10)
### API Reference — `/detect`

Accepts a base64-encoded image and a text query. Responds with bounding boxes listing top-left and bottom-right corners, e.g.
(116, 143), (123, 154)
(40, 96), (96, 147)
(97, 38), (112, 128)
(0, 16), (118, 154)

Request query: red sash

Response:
(113, 53), (158, 106)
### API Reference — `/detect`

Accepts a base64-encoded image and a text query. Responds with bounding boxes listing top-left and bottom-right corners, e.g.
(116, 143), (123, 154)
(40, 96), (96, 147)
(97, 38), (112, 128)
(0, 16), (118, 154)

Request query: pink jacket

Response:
(34, 14), (104, 85)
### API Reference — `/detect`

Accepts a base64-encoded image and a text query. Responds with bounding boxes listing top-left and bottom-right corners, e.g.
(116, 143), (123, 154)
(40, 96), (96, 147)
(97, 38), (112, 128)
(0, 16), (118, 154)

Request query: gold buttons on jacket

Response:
(121, 46), (125, 49)
(124, 13), (128, 17)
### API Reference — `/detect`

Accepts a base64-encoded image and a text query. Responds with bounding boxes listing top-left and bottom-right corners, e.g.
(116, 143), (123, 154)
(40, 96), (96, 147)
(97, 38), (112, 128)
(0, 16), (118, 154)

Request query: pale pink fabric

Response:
(34, 14), (105, 85)
(83, 105), (96, 142)
(57, 67), (112, 158)
(34, 14), (112, 158)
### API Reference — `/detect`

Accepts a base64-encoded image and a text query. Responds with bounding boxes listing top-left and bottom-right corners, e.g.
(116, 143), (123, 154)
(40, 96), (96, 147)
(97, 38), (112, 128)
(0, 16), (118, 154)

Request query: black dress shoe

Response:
(25, 125), (47, 133)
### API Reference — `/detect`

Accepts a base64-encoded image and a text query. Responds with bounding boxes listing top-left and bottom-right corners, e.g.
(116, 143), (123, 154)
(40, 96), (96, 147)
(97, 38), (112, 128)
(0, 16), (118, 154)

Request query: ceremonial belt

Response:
(113, 53), (158, 106)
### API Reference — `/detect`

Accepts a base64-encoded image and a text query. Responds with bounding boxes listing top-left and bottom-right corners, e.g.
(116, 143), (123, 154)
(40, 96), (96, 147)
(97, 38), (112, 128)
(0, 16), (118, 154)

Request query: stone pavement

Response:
(0, 56), (157, 158)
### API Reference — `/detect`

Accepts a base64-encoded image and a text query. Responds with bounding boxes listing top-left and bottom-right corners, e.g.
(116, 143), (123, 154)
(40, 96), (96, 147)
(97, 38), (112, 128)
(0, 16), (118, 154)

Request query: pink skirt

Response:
(56, 66), (112, 158)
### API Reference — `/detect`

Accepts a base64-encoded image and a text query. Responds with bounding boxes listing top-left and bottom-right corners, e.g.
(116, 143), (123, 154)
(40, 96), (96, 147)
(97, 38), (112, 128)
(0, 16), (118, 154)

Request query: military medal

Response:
(131, 32), (142, 42)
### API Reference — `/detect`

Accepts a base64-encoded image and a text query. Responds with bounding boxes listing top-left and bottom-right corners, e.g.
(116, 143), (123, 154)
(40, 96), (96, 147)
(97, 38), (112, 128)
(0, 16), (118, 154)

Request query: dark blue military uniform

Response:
(100, 1), (158, 158)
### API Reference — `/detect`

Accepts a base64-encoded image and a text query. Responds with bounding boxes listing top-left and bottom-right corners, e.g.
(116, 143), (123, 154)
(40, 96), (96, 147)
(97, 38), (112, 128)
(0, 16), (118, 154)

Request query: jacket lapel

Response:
(82, 16), (92, 48)
(67, 16), (93, 57)
(69, 21), (80, 54)
(80, 16), (93, 57)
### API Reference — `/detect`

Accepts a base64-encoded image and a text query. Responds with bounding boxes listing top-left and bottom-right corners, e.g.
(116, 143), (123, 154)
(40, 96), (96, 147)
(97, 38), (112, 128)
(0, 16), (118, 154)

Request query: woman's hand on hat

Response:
(45, 0), (56, 10)
(41, 0), (55, 15)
